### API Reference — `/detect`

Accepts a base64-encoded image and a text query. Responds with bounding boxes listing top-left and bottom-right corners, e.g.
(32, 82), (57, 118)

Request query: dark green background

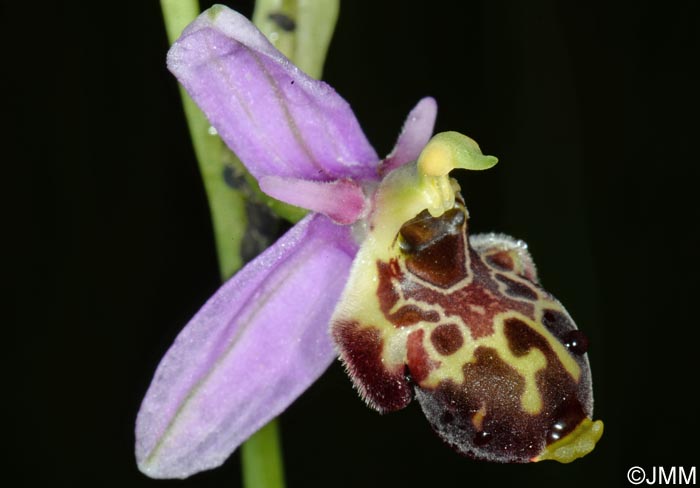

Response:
(11, 0), (698, 487)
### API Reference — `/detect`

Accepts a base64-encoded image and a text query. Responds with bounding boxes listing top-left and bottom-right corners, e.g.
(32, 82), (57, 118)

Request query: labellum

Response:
(331, 132), (603, 463)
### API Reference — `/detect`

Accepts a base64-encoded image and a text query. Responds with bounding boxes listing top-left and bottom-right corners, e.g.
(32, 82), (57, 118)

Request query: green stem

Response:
(241, 421), (286, 488)
(160, 0), (246, 279)
(252, 0), (339, 80)
(160, 1), (339, 487)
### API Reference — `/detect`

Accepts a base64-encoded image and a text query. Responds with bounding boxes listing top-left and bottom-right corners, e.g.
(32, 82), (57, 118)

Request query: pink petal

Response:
(380, 97), (438, 175)
(167, 6), (379, 182)
(259, 176), (367, 224)
(135, 214), (356, 479)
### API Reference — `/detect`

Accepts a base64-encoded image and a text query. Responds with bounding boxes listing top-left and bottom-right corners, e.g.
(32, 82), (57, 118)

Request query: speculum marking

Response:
(495, 273), (538, 301)
(430, 323), (464, 355)
(388, 304), (440, 327)
(486, 251), (515, 271)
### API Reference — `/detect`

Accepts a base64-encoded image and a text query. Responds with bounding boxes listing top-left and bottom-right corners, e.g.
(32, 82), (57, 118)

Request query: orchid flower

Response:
(136, 5), (603, 479)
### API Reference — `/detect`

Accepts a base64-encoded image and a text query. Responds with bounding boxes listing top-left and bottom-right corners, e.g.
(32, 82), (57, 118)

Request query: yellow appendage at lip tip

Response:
(534, 419), (604, 463)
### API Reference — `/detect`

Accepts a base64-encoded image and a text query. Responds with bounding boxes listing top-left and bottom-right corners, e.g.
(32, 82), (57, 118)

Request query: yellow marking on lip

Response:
(419, 313), (547, 414)
(528, 308), (582, 382)
(477, 318), (547, 414)
(516, 349), (546, 414)
(416, 311), (586, 416)
(472, 404), (487, 430)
